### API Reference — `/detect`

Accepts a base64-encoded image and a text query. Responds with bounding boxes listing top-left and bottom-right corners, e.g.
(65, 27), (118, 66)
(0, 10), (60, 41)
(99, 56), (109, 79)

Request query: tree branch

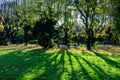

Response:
(76, 5), (86, 18)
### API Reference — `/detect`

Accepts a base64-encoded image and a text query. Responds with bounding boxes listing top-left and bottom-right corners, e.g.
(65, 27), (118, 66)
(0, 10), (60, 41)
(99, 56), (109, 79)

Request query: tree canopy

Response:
(0, 0), (119, 49)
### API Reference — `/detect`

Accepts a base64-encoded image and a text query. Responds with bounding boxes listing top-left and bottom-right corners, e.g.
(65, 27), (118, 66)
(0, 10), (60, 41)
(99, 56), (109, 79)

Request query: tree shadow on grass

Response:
(66, 50), (93, 80)
(67, 50), (120, 80)
(32, 48), (66, 80)
(92, 51), (120, 69)
(0, 48), (120, 80)
(0, 48), (48, 80)
(73, 54), (109, 79)
(0, 48), (67, 80)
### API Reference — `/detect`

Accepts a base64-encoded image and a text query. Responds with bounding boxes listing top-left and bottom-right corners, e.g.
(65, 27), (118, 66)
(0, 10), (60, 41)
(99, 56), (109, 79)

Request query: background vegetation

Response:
(0, 0), (120, 50)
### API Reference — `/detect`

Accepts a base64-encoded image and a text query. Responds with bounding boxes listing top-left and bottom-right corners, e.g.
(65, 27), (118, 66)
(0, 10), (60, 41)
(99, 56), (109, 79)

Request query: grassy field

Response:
(0, 45), (120, 80)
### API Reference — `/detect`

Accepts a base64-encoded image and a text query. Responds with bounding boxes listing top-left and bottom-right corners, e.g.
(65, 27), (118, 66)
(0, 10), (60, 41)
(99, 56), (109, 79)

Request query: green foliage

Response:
(75, 0), (111, 50)
(108, 0), (120, 44)
(29, 40), (38, 44)
(32, 18), (57, 48)
(93, 41), (99, 50)
(0, 32), (7, 45)
(1, 0), (119, 49)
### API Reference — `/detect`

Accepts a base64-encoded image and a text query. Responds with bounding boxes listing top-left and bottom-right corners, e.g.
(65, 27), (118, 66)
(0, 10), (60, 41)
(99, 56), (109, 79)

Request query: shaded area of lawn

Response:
(0, 48), (120, 80)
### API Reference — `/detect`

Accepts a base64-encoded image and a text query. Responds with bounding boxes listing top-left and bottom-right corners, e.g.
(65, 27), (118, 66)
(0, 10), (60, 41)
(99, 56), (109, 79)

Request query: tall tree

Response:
(110, 0), (120, 44)
(75, 0), (111, 50)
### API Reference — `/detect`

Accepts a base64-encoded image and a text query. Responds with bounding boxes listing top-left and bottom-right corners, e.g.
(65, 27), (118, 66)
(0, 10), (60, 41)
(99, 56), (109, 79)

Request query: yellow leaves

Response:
(101, 29), (106, 36)
(0, 25), (4, 31)
(95, 33), (100, 38)
(94, 24), (110, 38)
(1, 16), (5, 23)
(94, 29), (106, 38)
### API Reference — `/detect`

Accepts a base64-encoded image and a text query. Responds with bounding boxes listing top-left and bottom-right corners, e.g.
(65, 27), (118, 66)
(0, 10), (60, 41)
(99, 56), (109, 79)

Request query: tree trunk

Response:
(86, 28), (94, 50)
(86, 35), (91, 50)
(64, 28), (69, 48)
(65, 29), (68, 45)
(24, 32), (28, 46)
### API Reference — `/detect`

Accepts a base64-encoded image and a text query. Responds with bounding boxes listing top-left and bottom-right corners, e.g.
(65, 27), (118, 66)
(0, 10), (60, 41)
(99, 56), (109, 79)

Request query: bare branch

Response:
(80, 14), (86, 24)
(76, 5), (86, 18)
(90, 7), (96, 28)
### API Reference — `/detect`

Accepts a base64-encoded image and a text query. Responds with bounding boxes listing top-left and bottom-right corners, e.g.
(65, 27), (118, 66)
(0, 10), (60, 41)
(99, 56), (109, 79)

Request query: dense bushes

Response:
(32, 18), (57, 48)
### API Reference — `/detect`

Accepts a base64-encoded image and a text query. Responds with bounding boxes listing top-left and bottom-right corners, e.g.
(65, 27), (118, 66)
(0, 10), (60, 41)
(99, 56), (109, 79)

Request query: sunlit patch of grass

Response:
(0, 46), (120, 80)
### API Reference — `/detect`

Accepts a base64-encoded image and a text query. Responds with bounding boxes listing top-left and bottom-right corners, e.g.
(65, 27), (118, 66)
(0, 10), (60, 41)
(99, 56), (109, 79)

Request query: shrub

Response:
(32, 18), (57, 48)
(93, 41), (99, 50)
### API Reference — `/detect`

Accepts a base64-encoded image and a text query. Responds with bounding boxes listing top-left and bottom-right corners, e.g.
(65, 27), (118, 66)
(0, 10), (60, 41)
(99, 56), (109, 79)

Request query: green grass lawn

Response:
(0, 46), (120, 80)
